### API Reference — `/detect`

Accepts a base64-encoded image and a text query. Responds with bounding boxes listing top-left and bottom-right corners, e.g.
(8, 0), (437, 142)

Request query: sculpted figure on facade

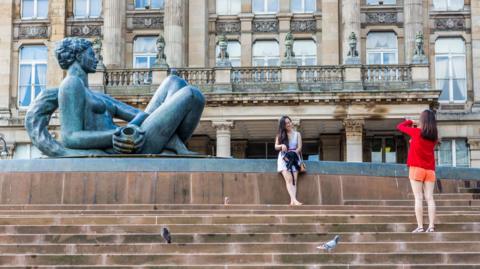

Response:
(216, 34), (231, 67)
(345, 32), (360, 64)
(282, 32), (297, 66)
(92, 37), (105, 69)
(154, 35), (169, 68)
(413, 31), (428, 64)
(25, 37), (205, 157)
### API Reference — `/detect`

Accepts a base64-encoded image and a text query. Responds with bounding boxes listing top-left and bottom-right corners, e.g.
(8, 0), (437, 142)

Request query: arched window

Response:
(216, 41), (241, 67)
(133, 36), (157, 68)
(293, 40), (317, 65)
(252, 41), (279, 66)
(252, 0), (279, 14)
(435, 38), (466, 103)
(366, 32), (398, 64)
(433, 0), (463, 11)
(291, 0), (315, 13)
(74, 0), (102, 18)
(18, 45), (48, 107)
(22, 0), (48, 19)
(216, 0), (241, 15)
(135, 0), (164, 10)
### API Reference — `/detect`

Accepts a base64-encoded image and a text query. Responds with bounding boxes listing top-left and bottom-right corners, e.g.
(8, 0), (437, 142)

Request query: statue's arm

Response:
(59, 78), (115, 149)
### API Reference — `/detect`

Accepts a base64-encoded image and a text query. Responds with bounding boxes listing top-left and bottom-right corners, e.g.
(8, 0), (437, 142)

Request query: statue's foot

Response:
(165, 134), (200, 155)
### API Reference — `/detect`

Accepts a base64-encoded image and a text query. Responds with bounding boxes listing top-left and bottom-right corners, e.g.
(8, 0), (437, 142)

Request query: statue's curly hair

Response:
(55, 38), (92, 70)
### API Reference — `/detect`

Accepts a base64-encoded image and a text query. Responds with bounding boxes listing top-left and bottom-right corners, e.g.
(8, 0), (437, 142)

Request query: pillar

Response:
(343, 119), (364, 162)
(103, 0), (126, 68)
(404, 0), (423, 64)
(341, 0), (361, 64)
(164, 0), (187, 67)
(322, 0), (340, 65)
(0, 1), (13, 114)
(472, 1), (480, 108)
(188, 0), (208, 67)
(212, 121), (234, 157)
(47, 0), (67, 88)
(468, 138), (480, 168)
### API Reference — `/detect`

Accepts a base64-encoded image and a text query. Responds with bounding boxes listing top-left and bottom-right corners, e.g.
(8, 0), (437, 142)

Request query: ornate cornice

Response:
(343, 119), (364, 136)
(253, 19), (278, 32)
(435, 18), (465, 31)
(14, 24), (49, 39)
(290, 19), (316, 32)
(365, 12), (397, 24)
(216, 21), (241, 34)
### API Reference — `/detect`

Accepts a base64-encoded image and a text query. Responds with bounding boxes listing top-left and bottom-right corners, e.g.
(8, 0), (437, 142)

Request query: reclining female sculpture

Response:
(25, 37), (205, 157)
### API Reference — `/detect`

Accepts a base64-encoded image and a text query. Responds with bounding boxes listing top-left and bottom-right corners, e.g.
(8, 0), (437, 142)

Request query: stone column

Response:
(103, 0), (125, 68)
(165, 0), (187, 67)
(322, 0), (340, 65)
(188, 0), (208, 67)
(239, 14), (254, 66)
(404, 0), (423, 64)
(0, 1), (13, 115)
(212, 121), (234, 157)
(47, 0), (67, 88)
(341, 0), (361, 64)
(468, 138), (480, 168)
(343, 119), (364, 162)
(472, 1), (480, 108)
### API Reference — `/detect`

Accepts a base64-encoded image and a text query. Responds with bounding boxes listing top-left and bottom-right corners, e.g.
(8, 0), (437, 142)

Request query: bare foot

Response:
(292, 200), (303, 206)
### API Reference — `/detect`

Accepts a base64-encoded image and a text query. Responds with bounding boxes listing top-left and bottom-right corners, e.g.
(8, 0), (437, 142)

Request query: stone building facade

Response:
(0, 0), (478, 169)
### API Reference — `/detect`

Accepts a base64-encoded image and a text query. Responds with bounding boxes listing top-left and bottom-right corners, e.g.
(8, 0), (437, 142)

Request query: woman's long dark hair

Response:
(277, 116), (291, 146)
(419, 109), (438, 141)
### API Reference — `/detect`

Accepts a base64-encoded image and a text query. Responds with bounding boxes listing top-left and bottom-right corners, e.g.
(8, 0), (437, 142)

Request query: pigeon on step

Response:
(317, 235), (340, 252)
(162, 227), (172, 244)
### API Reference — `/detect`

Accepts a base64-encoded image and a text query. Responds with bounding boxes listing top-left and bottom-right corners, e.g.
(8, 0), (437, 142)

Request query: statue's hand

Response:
(112, 125), (145, 154)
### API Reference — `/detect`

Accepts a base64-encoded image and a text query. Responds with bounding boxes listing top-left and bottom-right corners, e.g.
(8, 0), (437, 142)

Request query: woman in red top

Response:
(397, 110), (438, 233)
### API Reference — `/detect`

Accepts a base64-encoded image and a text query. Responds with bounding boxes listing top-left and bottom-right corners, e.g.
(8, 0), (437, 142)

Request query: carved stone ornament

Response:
(345, 32), (360, 64)
(412, 31), (428, 64)
(216, 21), (241, 34)
(290, 20), (316, 32)
(253, 20), (279, 33)
(435, 18), (465, 31)
(343, 119), (364, 137)
(92, 37), (105, 69)
(71, 25), (102, 37)
(18, 25), (49, 39)
(132, 16), (164, 29)
(282, 32), (297, 66)
(216, 34), (231, 67)
(365, 12), (397, 24)
(154, 35), (168, 68)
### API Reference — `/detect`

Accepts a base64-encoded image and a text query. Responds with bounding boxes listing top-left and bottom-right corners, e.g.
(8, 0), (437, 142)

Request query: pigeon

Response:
(317, 235), (340, 252)
(162, 227), (172, 244)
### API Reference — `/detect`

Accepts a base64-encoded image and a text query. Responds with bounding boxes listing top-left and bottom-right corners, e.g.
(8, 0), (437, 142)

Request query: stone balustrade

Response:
(362, 65), (412, 83)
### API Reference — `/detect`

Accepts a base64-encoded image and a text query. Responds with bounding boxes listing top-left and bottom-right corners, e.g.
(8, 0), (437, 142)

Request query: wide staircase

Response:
(0, 181), (479, 268)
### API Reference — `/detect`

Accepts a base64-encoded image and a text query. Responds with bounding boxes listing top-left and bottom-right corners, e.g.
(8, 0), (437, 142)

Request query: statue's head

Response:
(156, 35), (165, 50)
(55, 37), (97, 73)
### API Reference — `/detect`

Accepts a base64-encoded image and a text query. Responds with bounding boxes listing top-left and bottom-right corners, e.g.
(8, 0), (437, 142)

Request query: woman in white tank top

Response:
(274, 116), (303, 206)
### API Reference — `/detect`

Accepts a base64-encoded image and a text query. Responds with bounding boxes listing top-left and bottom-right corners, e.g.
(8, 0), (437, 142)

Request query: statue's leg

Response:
(144, 75), (188, 114)
(138, 85), (203, 154)
(173, 86), (205, 142)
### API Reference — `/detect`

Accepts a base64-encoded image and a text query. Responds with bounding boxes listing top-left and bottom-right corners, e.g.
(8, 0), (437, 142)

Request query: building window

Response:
(433, 0), (464, 11)
(293, 40), (316, 65)
(74, 0), (102, 18)
(291, 0), (315, 13)
(371, 137), (397, 163)
(216, 41), (241, 67)
(252, 41), (279, 66)
(22, 0), (48, 19)
(366, 0), (396, 5)
(366, 32), (398, 64)
(18, 45), (47, 108)
(435, 38), (466, 103)
(252, 0), (279, 14)
(133, 36), (157, 68)
(135, 0), (164, 9)
(216, 0), (241, 15)
(437, 138), (469, 167)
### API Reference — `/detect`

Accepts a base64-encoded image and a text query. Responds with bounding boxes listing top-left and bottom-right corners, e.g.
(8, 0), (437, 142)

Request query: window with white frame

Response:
(437, 138), (469, 167)
(433, 0), (464, 11)
(216, 41), (241, 67)
(252, 41), (279, 66)
(74, 0), (102, 18)
(293, 40), (317, 65)
(133, 36), (157, 68)
(22, 0), (48, 19)
(135, 0), (164, 9)
(216, 0), (241, 15)
(18, 45), (47, 108)
(435, 38), (466, 103)
(366, 32), (398, 64)
(291, 0), (315, 13)
(367, 0), (396, 5)
(252, 0), (279, 14)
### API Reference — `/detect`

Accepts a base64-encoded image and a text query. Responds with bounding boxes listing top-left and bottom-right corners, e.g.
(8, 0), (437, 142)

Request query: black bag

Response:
(283, 151), (300, 185)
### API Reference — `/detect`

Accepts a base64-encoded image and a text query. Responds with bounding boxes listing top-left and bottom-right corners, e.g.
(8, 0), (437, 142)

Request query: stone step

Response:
(344, 200), (480, 206)
(0, 265), (478, 269)
(407, 193), (480, 200)
(0, 231), (478, 244)
(458, 188), (480, 194)
(0, 242), (479, 254)
(0, 253), (479, 266)
(0, 214), (478, 225)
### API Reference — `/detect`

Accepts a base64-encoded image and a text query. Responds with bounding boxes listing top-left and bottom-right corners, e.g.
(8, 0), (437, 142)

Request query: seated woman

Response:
(275, 115), (303, 205)
(25, 37), (205, 156)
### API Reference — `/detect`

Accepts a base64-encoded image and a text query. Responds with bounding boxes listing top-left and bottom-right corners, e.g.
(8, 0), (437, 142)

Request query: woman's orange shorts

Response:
(409, 166), (436, 182)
